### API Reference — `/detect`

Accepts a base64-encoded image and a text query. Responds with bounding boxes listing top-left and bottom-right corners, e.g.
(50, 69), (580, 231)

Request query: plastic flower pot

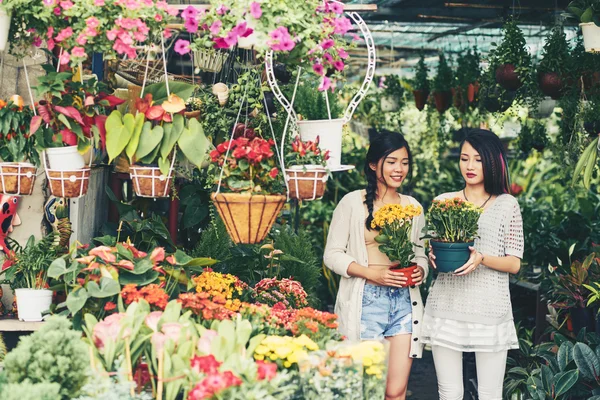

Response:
(15, 288), (52, 322)
(296, 119), (344, 169)
(390, 263), (419, 287)
(46, 145), (85, 171)
(0, 9), (11, 52)
(538, 72), (564, 99)
(433, 91), (452, 113)
(211, 192), (286, 244)
(413, 90), (429, 111)
(467, 82), (480, 103)
(0, 162), (37, 195)
(581, 22), (600, 53)
(495, 64), (522, 91)
(286, 166), (328, 201)
(430, 240), (474, 273)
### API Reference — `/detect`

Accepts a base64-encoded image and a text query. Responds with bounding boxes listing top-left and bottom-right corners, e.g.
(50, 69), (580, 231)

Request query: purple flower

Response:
(323, 53), (333, 63)
(209, 20), (222, 36)
(181, 5), (199, 20)
(312, 63), (324, 76)
(250, 1), (262, 19)
(174, 39), (191, 55)
(184, 18), (199, 33)
(321, 39), (334, 49)
(333, 60), (345, 71)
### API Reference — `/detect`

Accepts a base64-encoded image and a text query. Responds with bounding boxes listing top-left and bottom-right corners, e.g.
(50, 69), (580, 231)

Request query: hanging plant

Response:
(493, 19), (532, 92)
(412, 53), (430, 111)
(432, 53), (453, 114)
(567, 0), (600, 52)
(567, 37), (600, 96)
(538, 27), (571, 99)
(517, 120), (548, 154)
(455, 48), (481, 106)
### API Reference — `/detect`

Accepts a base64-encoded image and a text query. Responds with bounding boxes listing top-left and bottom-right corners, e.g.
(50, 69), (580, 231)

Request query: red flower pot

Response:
(495, 64), (522, 91)
(390, 263), (420, 287)
(413, 89), (429, 111)
(467, 81), (480, 103)
(433, 91), (452, 113)
(539, 72), (564, 99)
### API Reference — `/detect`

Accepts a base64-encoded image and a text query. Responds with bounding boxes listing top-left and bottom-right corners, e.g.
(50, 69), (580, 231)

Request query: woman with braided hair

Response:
(324, 130), (428, 400)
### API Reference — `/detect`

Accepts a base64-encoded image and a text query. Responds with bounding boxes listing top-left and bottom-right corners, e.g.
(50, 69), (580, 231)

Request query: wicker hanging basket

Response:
(286, 166), (328, 201)
(47, 169), (91, 198)
(211, 192), (286, 244)
(129, 165), (173, 198)
(0, 162), (37, 195)
(193, 49), (229, 73)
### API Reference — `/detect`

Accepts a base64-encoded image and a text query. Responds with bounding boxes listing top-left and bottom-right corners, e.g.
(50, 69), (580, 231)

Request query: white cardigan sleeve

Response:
(411, 212), (429, 281)
(323, 196), (357, 279)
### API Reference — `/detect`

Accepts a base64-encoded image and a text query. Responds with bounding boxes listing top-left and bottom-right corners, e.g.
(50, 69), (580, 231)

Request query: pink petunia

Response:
(209, 20), (222, 36)
(163, 28), (173, 39)
(47, 26), (54, 38)
(280, 39), (295, 51)
(106, 29), (118, 41)
(184, 18), (198, 33)
(154, 13), (163, 22)
(33, 36), (42, 47)
(76, 34), (87, 45)
(42, 0), (55, 6)
(72, 47), (85, 58)
(93, 0), (105, 5)
(85, 27), (98, 37)
(333, 17), (352, 35)
(216, 4), (229, 15)
(331, 1), (344, 14)
(59, 0), (73, 9)
(181, 5), (198, 20)
(86, 16), (100, 29)
(333, 60), (345, 71)
(321, 39), (334, 49)
(337, 47), (349, 59)
(47, 38), (55, 51)
(318, 76), (333, 92)
(55, 27), (73, 42)
(53, 7), (61, 15)
(323, 53), (333, 63)
(59, 51), (70, 65)
(312, 63), (324, 76)
(250, 1), (262, 19)
(124, 0), (140, 10)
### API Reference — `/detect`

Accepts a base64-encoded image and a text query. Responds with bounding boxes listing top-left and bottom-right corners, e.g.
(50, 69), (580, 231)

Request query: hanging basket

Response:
(47, 169), (91, 198)
(211, 192), (285, 244)
(193, 49), (229, 73)
(286, 166), (328, 201)
(296, 119), (344, 169)
(0, 162), (37, 195)
(130, 165), (173, 198)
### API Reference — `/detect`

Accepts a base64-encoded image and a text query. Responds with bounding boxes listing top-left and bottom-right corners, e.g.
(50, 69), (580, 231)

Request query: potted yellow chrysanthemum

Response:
(371, 203), (422, 286)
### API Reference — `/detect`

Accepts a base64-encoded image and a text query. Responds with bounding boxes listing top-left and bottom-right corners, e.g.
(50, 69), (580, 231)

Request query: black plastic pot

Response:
(273, 63), (292, 84)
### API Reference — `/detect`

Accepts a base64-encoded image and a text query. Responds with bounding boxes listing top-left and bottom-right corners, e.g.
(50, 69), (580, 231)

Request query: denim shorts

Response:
(360, 283), (412, 340)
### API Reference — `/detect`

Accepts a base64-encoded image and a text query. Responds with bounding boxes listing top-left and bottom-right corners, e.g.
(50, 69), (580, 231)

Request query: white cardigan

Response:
(323, 189), (428, 358)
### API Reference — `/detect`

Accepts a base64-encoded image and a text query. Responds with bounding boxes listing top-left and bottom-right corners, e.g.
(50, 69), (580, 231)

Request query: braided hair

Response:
(458, 128), (511, 195)
(364, 130), (413, 230)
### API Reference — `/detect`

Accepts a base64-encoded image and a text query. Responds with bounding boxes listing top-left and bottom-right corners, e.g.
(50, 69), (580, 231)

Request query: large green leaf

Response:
(125, 113), (145, 163)
(558, 342), (574, 372)
(581, 7), (594, 23)
(554, 370), (579, 396)
(119, 269), (159, 285)
(574, 342), (600, 381)
(105, 110), (125, 163)
(178, 118), (209, 170)
(158, 156), (171, 176)
(130, 258), (154, 275)
(86, 277), (121, 298)
(160, 114), (184, 158)
(47, 257), (67, 278)
(144, 81), (195, 105)
(67, 287), (89, 315)
(572, 138), (596, 187)
(135, 122), (164, 161)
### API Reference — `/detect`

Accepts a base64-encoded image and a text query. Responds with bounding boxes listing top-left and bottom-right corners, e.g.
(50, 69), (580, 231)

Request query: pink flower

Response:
(154, 13), (163, 22)
(166, 5), (178, 16)
(47, 26), (54, 38)
(33, 37), (42, 47)
(209, 20), (222, 36)
(197, 330), (218, 354)
(333, 60), (345, 71)
(116, 17), (136, 30)
(93, 313), (126, 352)
(333, 17), (352, 35)
(250, 1), (262, 19)
(93, 0), (105, 5)
(337, 47), (349, 59)
(76, 34), (87, 45)
(55, 27), (73, 42)
(42, 0), (55, 6)
(156, 0), (168, 9)
(53, 7), (61, 16)
(145, 311), (163, 332)
(323, 53), (333, 63)
(133, 31), (146, 42)
(106, 29), (118, 41)
(184, 18), (198, 33)
(150, 247), (166, 264)
(269, 28), (283, 42)
(59, 0), (73, 9)
(89, 245), (116, 263)
(151, 332), (167, 353)
(86, 16), (100, 29)
(233, 21), (252, 37)
(331, 1), (344, 14)
(85, 27), (98, 37)
(181, 5), (198, 20)
(72, 46), (85, 58)
(318, 76), (333, 92)
(321, 39), (335, 49)
(161, 322), (183, 342)
(216, 4), (229, 15)
(47, 38), (55, 51)
(280, 39), (295, 51)
(256, 361), (277, 381)
(164, 28), (172, 39)
(312, 63), (324, 76)
(124, 0), (140, 10)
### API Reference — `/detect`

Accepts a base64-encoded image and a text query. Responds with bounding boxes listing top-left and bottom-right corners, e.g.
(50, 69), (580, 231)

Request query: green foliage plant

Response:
(456, 48), (481, 88)
(4, 233), (59, 289)
(433, 53), (454, 93)
(423, 198), (482, 243)
(538, 26), (571, 76)
(493, 19), (531, 71)
(413, 54), (430, 92)
(567, 0), (600, 25)
(382, 75), (405, 99)
(0, 382), (61, 400)
(0, 100), (39, 165)
(292, 79), (343, 121)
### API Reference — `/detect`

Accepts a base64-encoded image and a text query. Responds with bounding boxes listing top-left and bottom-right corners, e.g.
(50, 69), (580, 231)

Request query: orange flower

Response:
(89, 246), (117, 263)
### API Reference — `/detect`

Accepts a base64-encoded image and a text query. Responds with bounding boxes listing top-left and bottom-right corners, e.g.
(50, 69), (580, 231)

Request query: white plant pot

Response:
(46, 146), (85, 171)
(581, 22), (600, 53)
(296, 119), (344, 169)
(531, 97), (556, 119)
(238, 33), (258, 49)
(15, 288), (52, 322)
(380, 96), (400, 112)
(0, 9), (11, 52)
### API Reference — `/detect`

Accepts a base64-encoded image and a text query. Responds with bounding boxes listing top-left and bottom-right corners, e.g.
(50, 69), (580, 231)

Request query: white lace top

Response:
(421, 193), (524, 352)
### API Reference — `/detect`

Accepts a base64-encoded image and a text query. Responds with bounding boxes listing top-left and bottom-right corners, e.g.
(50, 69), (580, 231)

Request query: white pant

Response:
(431, 345), (507, 400)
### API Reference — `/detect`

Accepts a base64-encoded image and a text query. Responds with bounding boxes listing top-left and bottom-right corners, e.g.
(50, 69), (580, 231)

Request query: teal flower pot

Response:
(431, 241), (474, 273)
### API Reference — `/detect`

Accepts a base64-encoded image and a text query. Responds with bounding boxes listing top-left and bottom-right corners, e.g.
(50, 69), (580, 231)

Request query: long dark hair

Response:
(459, 128), (510, 195)
(364, 130), (413, 230)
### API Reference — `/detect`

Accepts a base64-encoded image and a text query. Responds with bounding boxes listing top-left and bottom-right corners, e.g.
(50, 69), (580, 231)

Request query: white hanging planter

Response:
(581, 22), (600, 53)
(0, 9), (11, 52)
(46, 146), (85, 171)
(296, 119), (344, 169)
(286, 165), (328, 201)
(193, 49), (229, 73)
(15, 288), (52, 322)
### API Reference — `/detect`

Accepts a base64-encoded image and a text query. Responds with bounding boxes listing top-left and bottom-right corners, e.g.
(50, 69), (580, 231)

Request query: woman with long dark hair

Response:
(422, 128), (524, 400)
(324, 130), (428, 400)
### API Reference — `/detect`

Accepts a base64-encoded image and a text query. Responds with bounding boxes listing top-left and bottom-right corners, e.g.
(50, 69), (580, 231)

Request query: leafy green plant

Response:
(0, 382), (61, 400)
(292, 79), (343, 121)
(0, 100), (39, 165)
(2, 315), (90, 399)
(382, 75), (405, 99)
(432, 53), (453, 93)
(0, 332), (6, 362)
(494, 19), (531, 70)
(413, 54), (430, 92)
(191, 210), (233, 261)
(518, 120), (549, 154)
(538, 27), (571, 76)
(455, 48), (481, 88)
(567, 0), (600, 25)
(423, 198), (482, 243)
(4, 233), (59, 289)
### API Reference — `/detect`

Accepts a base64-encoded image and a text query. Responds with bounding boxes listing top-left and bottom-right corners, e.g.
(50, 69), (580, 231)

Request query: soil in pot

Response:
(390, 264), (419, 287)
(539, 72), (564, 99)
(430, 240), (474, 273)
(413, 90), (429, 111)
(433, 91), (452, 113)
(496, 64), (523, 91)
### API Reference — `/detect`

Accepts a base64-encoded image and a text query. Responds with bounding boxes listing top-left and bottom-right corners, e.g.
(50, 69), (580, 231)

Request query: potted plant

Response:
(105, 93), (210, 198)
(432, 53), (453, 113)
(2, 234), (59, 321)
(0, 97), (39, 195)
(455, 48), (481, 107)
(494, 19), (532, 92)
(538, 27), (570, 99)
(284, 136), (329, 201)
(412, 54), (430, 111)
(209, 135), (285, 244)
(370, 203), (423, 284)
(567, 0), (600, 53)
(423, 198), (482, 273)
(380, 75), (404, 112)
(573, 100), (600, 188)
(517, 120), (548, 154)
(185, 96), (202, 120)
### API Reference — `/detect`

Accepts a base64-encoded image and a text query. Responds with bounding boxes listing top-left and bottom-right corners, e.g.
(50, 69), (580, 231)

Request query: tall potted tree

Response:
(538, 27), (571, 99)
(494, 19), (532, 92)
(413, 54), (430, 111)
(432, 53), (453, 113)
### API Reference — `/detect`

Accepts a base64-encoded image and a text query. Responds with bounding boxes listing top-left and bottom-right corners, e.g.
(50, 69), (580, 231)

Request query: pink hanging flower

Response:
(32, 37), (42, 47)
(93, 0), (105, 5)
(154, 14), (163, 22)
(209, 20), (222, 36)
(42, 0), (55, 6)
(216, 4), (229, 15)
(323, 53), (333, 63)
(333, 17), (352, 35)
(164, 28), (173, 39)
(47, 38), (55, 51)
(330, 1), (344, 14)
(106, 29), (119, 41)
(318, 76), (332, 92)
(71, 46), (86, 58)
(59, 0), (73, 9)
(337, 47), (349, 59)
(53, 7), (62, 15)
(184, 18), (199, 33)
(86, 16), (100, 29)
(181, 5), (199, 20)
(124, 0), (140, 10)
(250, 2), (262, 19)
(55, 27), (73, 42)
(76, 34), (88, 45)
(85, 27), (98, 37)
(47, 26), (54, 39)
(321, 39), (335, 49)
(333, 60), (345, 71)
(312, 63), (324, 76)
